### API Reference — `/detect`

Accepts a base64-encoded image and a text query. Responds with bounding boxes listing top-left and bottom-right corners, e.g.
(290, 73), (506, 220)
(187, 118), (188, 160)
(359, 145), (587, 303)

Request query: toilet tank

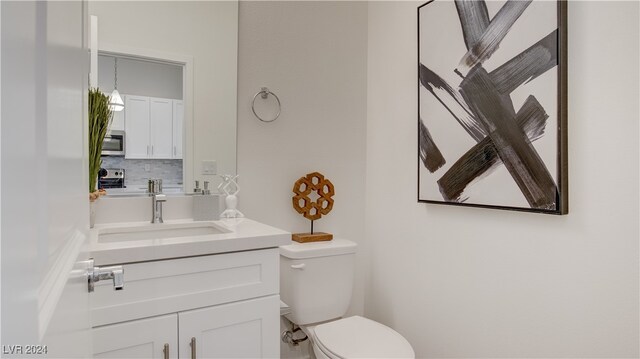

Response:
(280, 239), (357, 325)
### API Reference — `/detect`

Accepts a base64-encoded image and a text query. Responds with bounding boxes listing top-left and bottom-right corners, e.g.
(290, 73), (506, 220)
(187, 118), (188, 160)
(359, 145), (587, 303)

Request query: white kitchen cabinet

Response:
(91, 248), (281, 358)
(123, 95), (182, 159)
(92, 314), (177, 359)
(173, 100), (184, 159)
(150, 97), (174, 158)
(179, 296), (280, 359)
(124, 95), (150, 159)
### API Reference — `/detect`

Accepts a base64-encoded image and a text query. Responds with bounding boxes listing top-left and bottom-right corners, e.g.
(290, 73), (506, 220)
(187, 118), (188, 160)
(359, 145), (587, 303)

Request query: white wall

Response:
(366, 1), (639, 358)
(89, 1), (238, 189)
(98, 55), (183, 100)
(237, 1), (368, 323)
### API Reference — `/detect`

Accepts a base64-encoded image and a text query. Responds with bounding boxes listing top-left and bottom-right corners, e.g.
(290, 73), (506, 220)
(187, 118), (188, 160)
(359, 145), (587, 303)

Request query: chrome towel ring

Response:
(252, 87), (281, 123)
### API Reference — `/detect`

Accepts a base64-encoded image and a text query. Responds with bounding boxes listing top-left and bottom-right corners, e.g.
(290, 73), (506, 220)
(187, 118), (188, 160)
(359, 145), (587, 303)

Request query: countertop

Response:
(90, 218), (291, 265)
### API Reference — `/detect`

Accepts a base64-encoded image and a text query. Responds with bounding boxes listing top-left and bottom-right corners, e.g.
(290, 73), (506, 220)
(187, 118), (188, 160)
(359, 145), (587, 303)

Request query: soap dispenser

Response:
(192, 180), (219, 221)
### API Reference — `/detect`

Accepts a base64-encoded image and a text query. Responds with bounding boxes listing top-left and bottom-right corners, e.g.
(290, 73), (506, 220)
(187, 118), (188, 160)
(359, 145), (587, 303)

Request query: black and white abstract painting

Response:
(418, 0), (567, 214)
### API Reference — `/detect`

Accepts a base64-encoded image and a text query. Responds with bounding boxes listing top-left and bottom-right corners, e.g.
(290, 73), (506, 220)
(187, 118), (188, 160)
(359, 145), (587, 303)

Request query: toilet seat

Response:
(312, 316), (414, 358)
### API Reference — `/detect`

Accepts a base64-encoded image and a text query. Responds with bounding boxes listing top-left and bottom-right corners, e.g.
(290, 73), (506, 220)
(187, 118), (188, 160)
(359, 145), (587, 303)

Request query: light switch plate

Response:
(144, 164), (151, 172)
(201, 160), (217, 175)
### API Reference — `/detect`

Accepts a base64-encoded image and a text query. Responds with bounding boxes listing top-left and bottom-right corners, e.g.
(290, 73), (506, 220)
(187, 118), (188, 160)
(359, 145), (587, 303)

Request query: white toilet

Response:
(280, 239), (415, 359)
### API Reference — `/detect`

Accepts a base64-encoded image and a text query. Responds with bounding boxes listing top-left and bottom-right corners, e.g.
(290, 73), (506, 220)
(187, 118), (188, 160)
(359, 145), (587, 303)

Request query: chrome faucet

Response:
(148, 179), (167, 223)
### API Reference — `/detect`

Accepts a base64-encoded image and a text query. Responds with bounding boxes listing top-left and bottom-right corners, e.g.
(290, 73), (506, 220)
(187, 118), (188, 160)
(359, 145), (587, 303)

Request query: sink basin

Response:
(98, 222), (230, 243)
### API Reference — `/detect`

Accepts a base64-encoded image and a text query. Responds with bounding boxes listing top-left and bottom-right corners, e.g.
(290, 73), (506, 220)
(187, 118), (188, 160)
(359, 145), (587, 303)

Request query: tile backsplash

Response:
(101, 157), (183, 188)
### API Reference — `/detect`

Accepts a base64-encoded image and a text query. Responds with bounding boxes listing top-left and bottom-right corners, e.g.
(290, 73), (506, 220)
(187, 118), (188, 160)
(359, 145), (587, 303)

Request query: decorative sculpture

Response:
(218, 174), (244, 219)
(291, 172), (335, 243)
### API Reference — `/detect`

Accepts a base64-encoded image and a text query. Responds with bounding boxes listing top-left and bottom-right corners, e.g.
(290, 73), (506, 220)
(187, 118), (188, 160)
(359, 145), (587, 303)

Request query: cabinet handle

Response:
(163, 343), (169, 359)
(151, 145), (154, 155)
(147, 145), (150, 155)
(173, 146), (176, 156)
(190, 337), (196, 359)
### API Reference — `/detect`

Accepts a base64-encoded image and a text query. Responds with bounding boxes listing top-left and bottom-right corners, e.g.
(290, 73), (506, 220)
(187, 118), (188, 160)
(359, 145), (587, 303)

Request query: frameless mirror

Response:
(88, 1), (238, 195)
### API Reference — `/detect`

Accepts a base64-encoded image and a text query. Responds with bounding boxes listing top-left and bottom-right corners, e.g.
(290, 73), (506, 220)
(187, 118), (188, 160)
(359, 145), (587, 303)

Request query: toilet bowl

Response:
(303, 316), (414, 359)
(280, 239), (415, 359)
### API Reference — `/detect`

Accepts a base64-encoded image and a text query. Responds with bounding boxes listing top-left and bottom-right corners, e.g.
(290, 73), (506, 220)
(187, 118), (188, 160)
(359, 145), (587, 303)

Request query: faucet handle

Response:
(148, 179), (163, 194)
(88, 264), (125, 292)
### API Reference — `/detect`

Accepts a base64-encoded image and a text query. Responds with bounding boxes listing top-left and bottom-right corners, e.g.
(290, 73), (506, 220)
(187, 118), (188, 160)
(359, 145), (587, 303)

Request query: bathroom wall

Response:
(237, 0), (368, 324)
(366, 1), (639, 358)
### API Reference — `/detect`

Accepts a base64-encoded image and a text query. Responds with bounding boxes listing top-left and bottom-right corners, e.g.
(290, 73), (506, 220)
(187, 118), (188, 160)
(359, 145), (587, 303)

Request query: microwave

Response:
(102, 130), (125, 156)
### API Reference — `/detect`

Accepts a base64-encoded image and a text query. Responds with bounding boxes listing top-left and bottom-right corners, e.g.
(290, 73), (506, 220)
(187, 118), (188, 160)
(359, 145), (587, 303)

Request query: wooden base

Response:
(292, 232), (333, 243)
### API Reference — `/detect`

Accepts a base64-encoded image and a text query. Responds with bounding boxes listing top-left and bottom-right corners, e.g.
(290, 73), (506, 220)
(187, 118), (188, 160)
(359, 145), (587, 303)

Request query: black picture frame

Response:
(417, 0), (569, 215)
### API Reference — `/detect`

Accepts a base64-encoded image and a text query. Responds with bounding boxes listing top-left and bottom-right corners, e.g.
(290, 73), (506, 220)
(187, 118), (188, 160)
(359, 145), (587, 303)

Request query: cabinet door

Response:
(179, 296), (280, 359)
(124, 96), (150, 159)
(92, 314), (177, 359)
(150, 97), (173, 159)
(172, 100), (183, 159)
(110, 95), (126, 131)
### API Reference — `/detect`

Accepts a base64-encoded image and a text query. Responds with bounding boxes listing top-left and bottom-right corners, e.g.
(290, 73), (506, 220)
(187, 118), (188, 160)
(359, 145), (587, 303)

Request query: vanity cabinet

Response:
(124, 95), (183, 160)
(90, 248), (280, 358)
(178, 296), (279, 358)
(93, 314), (177, 358)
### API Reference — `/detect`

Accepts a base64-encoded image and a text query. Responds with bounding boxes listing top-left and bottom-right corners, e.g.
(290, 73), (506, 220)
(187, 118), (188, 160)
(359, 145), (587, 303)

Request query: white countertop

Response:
(90, 218), (291, 265)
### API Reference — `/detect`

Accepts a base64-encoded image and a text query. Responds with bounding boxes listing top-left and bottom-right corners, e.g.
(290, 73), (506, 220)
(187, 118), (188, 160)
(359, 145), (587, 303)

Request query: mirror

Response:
(88, 1), (238, 195)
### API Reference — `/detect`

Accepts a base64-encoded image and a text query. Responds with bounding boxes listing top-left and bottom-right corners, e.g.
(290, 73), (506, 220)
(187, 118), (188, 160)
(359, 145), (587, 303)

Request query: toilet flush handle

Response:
(290, 263), (306, 270)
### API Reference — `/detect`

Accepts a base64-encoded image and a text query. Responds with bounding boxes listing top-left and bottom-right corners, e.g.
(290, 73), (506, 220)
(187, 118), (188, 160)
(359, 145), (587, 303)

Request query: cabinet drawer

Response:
(91, 248), (279, 327)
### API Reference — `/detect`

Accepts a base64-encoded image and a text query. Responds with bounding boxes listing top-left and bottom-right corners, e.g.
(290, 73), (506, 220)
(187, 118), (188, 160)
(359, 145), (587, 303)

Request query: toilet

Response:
(280, 239), (415, 359)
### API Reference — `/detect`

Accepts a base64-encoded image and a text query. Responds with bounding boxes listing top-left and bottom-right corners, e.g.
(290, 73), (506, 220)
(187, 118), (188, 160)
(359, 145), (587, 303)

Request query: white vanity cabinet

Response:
(91, 248), (280, 358)
(178, 296), (279, 358)
(93, 314), (177, 358)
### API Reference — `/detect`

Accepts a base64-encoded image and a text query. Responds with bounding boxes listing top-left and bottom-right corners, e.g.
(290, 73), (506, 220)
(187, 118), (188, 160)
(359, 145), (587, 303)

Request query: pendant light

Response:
(108, 57), (124, 112)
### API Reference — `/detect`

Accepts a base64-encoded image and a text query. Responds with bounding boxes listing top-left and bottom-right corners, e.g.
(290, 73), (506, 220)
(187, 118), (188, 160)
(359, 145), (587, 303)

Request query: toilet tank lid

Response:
(280, 238), (357, 259)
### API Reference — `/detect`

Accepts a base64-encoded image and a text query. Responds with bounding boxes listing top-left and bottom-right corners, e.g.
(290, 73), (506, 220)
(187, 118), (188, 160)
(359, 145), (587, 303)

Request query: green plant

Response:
(88, 88), (113, 193)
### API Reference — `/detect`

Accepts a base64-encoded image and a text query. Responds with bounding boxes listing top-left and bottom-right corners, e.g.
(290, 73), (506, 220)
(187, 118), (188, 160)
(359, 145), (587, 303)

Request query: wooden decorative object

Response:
(291, 172), (335, 243)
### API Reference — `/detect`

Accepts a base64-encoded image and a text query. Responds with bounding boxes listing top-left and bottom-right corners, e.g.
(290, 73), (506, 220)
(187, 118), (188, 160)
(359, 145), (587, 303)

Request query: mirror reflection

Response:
(99, 55), (185, 193)
(89, 1), (239, 195)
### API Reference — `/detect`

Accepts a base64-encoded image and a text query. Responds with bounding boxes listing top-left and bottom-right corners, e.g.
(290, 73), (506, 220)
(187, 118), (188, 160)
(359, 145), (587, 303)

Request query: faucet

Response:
(148, 179), (167, 223)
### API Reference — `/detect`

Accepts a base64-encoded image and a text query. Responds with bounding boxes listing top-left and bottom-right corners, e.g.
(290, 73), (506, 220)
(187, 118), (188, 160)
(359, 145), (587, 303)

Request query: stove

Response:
(98, 168), (125, 189)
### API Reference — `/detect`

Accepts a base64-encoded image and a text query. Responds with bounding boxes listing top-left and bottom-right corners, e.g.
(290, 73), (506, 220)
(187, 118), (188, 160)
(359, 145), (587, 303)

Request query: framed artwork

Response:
(418, 0), (568, 214)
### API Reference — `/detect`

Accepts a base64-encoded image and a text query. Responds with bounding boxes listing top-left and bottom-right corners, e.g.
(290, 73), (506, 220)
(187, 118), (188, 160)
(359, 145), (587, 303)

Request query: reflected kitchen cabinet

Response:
(124, 95), (183, 160)
(173, 100), (184, 159)
(150, 98), (173, 159)
(125, 95), (151, 159)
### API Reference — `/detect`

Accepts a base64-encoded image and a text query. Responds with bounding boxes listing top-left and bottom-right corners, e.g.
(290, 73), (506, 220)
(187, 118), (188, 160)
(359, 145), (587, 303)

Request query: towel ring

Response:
(252, 87), (281, 123)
